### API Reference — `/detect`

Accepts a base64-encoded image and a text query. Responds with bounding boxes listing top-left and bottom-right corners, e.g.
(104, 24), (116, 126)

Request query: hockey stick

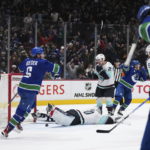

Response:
(96, 98), (149, 133)
(2, 93), (18, 107)
(124, 43), (137, 66)
(8, 93), (18, 105)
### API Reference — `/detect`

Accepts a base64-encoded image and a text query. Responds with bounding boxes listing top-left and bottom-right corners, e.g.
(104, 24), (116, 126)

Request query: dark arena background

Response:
(0, 0), (150, 150)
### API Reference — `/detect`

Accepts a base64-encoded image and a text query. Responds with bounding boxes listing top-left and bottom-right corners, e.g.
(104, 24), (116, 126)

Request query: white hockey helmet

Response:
(95, 54), (105, 61)
(145, 45), (150, 55)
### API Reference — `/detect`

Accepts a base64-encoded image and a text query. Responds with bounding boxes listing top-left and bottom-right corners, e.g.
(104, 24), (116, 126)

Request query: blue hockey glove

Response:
(137, 5), (150, 23)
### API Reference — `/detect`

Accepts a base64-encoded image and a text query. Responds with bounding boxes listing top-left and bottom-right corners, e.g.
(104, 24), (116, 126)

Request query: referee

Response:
(114, 59), (122, 86)
(114, 59), (123, 105)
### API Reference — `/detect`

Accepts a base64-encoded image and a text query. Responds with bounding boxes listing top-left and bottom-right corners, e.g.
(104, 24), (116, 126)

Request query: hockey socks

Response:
(2, 108), (31, 137)
(113, 99), (119, 108)
(96, 98), (103, 114)
(106, 98), (113, 115)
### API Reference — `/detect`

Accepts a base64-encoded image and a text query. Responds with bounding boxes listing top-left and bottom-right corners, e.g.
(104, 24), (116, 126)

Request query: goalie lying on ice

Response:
(33, 104), (117, 126)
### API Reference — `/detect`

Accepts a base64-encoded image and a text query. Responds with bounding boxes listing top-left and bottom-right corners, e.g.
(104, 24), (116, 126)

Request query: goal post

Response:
(0, 74), (9, 128)
(0, 73), (36, 128)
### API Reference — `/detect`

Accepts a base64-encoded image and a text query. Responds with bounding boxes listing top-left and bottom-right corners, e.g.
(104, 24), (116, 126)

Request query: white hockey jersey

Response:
(81, 109), (105, 125)
(71, 108), (115, 125)
(96, 62), (115, 88)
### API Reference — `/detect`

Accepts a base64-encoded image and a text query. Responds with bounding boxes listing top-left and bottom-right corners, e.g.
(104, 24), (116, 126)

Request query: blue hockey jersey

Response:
(18, 58), (61, 93)
(119, 65), (147, 89)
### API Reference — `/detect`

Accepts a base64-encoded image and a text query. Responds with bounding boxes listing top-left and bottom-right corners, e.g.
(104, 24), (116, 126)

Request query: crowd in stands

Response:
(0, 0), (148, 79)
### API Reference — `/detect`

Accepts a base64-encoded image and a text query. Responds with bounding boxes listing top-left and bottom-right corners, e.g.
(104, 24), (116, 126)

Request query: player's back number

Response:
(24, 66), (33, 78)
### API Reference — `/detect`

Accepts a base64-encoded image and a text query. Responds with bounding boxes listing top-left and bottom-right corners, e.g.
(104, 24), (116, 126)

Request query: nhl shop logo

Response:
(85, 82), (92, 91)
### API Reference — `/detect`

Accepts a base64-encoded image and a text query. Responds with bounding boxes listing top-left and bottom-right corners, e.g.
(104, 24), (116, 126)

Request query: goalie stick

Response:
(96, 98), (149, 133)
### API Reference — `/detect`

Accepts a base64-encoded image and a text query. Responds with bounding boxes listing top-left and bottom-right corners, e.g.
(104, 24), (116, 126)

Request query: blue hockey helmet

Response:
(31, 47), (44, 56)
(131, 60), (140, 67)
(137, 5), (150, 22)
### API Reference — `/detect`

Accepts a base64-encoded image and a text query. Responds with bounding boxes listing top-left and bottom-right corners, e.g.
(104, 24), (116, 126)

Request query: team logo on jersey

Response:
(85, 82), (92, 91)
(131, 74), (139, 82)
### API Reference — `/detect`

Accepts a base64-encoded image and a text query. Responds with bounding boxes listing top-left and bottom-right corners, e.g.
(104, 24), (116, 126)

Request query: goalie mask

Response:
(95, 54), (105, 65)
(146, 45), (150, 56)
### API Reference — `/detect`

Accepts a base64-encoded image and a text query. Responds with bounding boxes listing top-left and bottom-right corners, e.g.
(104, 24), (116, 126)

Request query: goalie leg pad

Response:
(52, 108), (75, 126)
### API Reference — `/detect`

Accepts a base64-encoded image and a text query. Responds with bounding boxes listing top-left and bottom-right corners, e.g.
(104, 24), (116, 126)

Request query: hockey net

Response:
(0, 73), (36, 128)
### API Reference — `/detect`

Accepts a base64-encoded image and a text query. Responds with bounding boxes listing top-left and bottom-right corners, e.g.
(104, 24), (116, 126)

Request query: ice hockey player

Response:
(94, 53), (115, 115)
(114, 58), (124, 105)
(1, 47), (61, 138)
(137, 5), (150, 149)
(35, 104), (116, 126)
(113, 60), (147, 116)
(140, 44), (150, 150)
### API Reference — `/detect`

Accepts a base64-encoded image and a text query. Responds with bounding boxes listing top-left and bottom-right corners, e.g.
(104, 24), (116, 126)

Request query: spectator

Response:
(66, 61), (79, 79)
(0, 0), (148, 80)
(23, 13), (33, 31)
(85, 64), (95, 79)
(10, 65), (18, 73)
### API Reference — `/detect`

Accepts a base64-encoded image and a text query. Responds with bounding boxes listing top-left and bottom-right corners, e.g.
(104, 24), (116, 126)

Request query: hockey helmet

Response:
(131, 60), (140, 67)
(95, 54), (105, 62)
(31, 47), (44, 56)
(146, 45), (150, 55)
(137, 5), (150, 22)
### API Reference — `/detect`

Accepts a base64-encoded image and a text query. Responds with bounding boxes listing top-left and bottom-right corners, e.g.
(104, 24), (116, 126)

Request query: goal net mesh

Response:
(0, 74), (9, 128)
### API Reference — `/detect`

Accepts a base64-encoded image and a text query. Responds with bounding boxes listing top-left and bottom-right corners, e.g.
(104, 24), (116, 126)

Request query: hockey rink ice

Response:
(0, 103), (149, 150)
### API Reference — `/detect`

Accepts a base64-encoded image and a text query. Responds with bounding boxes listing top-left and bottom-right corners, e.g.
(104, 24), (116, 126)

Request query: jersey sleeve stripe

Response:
(119, 79), (133, 89)
(52, 64), (60, 74)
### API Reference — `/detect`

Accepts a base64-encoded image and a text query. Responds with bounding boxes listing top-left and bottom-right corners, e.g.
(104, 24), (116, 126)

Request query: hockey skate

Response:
(97, 106), (102, 114)
(1, 126), (13, 138)
(1, 130), (8, 138)
(117, 109), (124, 117)
(108, 111), (114, 116)
(15, 123), (23, 133)
(107, 106), (114, 116)
(110, 107), (116, 116)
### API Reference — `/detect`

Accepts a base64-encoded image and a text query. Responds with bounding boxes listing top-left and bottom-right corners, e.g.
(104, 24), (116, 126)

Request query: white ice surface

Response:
(0, 103), (149, 150)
